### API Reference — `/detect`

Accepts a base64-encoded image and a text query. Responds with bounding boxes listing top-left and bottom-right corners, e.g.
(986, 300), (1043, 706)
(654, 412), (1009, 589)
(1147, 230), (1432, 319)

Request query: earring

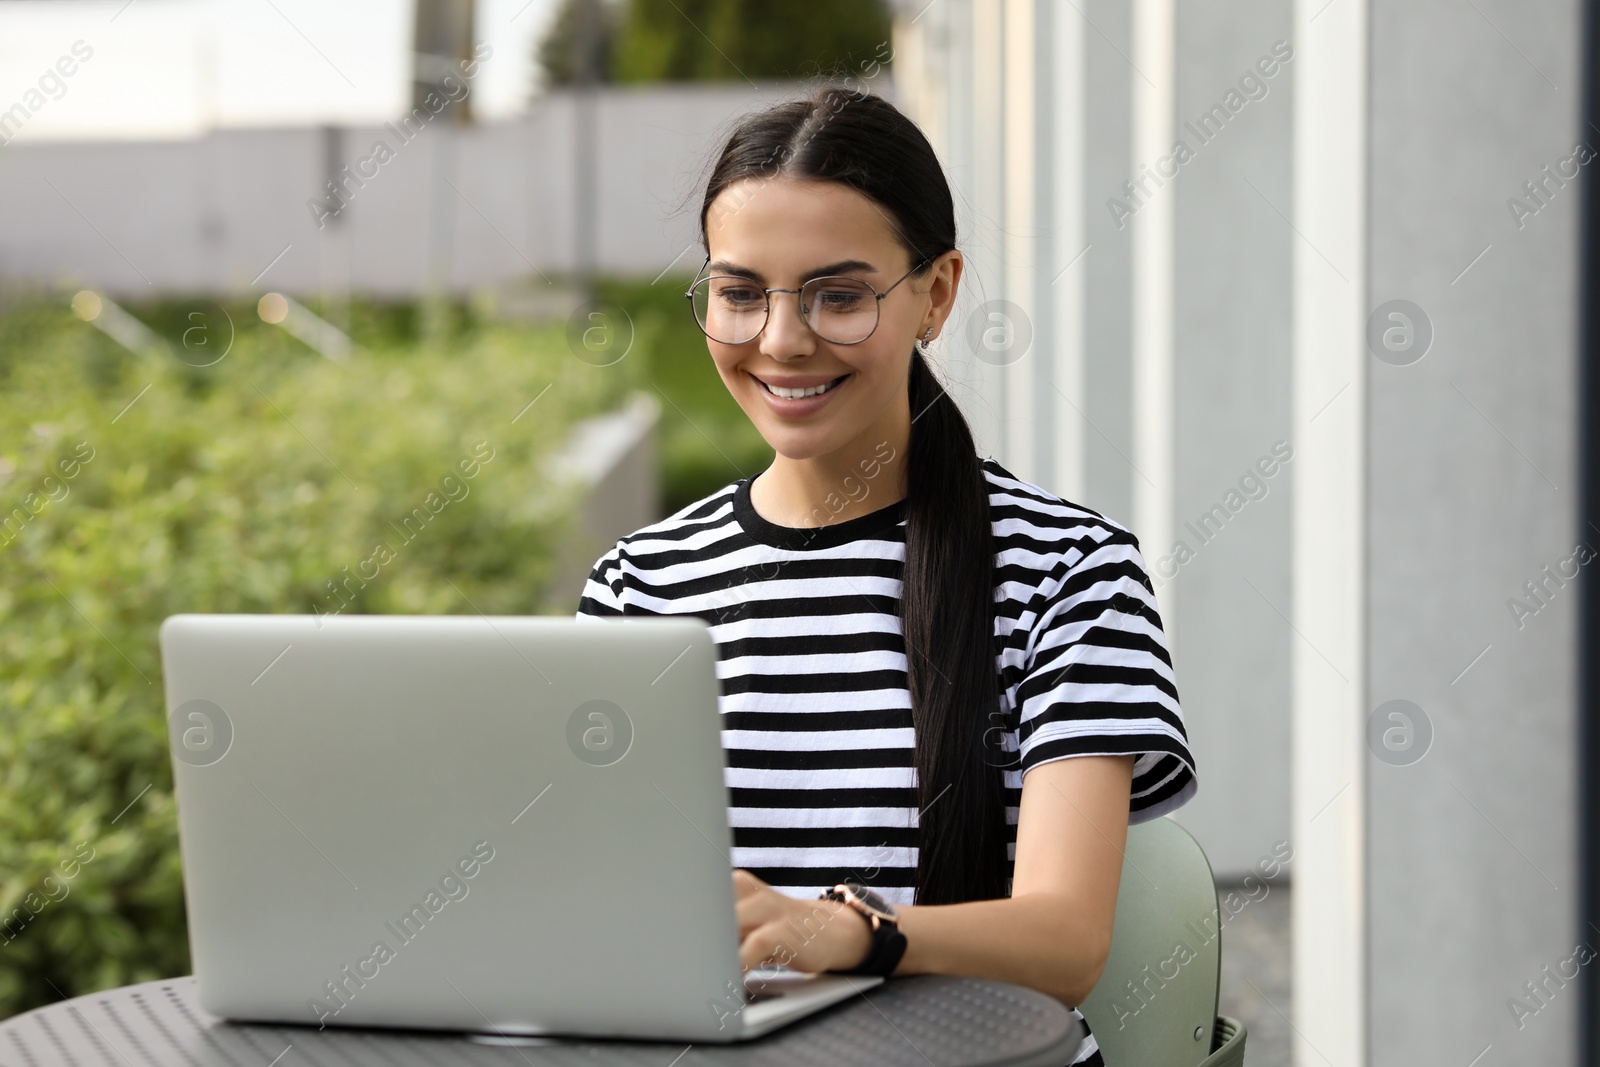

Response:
(918, 326), (934, 352)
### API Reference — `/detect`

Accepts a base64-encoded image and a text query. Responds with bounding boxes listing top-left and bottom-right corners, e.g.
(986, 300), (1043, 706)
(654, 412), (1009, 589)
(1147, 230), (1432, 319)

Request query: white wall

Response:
(0, 83), (843, 297)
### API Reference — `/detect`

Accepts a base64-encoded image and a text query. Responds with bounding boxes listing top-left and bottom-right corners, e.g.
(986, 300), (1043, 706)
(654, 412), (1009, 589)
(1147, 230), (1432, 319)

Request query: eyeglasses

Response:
(685, 255), (929, 346)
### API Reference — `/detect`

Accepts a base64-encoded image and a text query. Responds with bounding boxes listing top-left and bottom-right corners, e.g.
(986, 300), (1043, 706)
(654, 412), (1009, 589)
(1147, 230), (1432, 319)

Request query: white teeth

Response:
(764, 377), (841, 399)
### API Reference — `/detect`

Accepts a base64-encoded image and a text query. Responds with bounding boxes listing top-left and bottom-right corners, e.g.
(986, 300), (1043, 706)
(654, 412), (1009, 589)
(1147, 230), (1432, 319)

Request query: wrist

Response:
(890, 904), (925, 974)
(819, 882), (907, 977)
(830, 899), (875, 971)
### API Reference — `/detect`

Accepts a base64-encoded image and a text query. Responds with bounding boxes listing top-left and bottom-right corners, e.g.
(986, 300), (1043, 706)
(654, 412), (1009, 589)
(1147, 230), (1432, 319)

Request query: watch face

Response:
(845, 882), (897, 920)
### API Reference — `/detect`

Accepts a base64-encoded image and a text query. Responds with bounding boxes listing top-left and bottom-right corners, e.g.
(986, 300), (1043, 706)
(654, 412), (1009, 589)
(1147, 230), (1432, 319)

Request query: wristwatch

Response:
(821, 881), (907, 977)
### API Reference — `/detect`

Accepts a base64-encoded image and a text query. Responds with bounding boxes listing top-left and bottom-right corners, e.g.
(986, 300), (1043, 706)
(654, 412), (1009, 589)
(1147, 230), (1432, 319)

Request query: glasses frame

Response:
(684, 254), (931, 346)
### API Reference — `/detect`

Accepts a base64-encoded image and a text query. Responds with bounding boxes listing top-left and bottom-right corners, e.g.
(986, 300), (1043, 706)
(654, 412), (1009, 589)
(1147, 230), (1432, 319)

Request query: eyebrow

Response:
(706, 259), (879, 283)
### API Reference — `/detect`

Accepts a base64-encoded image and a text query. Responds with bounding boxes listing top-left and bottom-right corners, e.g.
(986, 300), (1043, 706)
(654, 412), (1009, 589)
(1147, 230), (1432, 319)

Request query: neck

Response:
(750, 403), (911, 529)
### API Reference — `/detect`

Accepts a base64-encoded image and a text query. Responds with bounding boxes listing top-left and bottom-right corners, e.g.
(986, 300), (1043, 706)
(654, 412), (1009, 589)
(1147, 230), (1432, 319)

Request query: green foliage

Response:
(537, 0), (893, 88)
(0, 297), (632, 1019)
(536, 0), (625, 88)
(596, 276), (773, 514)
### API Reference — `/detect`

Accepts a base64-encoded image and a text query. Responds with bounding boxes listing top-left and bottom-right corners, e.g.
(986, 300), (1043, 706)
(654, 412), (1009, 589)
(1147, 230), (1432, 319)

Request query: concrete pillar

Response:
(1161, 0), (1297, 878)
(1294, 0), (1584, 1062)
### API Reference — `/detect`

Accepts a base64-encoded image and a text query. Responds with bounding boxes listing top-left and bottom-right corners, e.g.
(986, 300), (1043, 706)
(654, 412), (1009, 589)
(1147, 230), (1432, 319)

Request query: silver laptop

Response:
(158, 613), (880, 1042)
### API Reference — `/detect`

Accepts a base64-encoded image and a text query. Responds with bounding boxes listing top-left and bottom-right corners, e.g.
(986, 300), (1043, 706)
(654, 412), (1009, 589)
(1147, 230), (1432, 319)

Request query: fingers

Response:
(745, 899), (854, 972)
(732, 876), (777, 934)
(733, 870), (776, 937)
(738, 920), (798, 972)
(730, 873), (853, 972)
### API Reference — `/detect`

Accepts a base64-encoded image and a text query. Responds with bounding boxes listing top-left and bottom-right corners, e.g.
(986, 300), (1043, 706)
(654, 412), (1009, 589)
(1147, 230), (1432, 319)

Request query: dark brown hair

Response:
(696, 86), (1008, 905)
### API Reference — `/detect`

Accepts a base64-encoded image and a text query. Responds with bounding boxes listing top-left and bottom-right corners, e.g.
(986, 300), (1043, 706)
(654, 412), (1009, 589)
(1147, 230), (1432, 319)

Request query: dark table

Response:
(0, 974), (1086, 1066)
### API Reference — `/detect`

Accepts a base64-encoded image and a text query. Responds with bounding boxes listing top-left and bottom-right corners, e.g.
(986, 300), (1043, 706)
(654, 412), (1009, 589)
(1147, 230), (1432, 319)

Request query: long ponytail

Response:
(698, 85), (1008, 904)
(903, 349), (1009, 904)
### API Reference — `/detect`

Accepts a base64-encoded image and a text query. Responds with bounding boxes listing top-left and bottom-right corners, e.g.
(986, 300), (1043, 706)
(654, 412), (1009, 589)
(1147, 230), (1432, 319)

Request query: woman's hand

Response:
(732, 870), (873, 973)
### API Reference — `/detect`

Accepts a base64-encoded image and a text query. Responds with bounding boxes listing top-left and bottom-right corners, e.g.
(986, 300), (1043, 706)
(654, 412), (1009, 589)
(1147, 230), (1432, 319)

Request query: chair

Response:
(1077, 816), (1248, 1066)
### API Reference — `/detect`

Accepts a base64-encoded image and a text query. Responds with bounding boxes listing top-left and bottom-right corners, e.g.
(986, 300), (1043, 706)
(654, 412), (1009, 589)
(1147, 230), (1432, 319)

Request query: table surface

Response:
(0, 974), (1086, 1067)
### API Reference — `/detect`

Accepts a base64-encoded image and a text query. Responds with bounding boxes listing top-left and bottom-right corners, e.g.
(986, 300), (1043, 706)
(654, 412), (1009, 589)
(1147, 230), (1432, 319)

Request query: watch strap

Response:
(842, 919), (907, 976)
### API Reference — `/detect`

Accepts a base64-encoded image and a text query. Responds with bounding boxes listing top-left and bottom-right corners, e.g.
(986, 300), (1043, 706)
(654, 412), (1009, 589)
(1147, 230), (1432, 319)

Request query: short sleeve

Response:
(1013, 530), (1197, 821)
(574, 543), (625, 619)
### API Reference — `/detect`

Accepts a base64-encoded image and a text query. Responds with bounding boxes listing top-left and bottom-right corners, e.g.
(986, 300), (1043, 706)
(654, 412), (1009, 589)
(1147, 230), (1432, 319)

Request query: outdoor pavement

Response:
(1216, 880), (1292, 1067)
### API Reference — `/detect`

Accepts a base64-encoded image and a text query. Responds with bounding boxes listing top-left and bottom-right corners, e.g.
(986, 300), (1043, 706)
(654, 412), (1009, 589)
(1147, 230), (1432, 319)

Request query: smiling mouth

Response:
(755, 374), (850, 399)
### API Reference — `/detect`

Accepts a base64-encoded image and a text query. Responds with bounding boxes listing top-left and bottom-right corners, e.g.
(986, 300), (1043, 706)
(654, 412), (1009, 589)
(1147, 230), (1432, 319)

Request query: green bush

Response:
(0, 297), (632, 1018)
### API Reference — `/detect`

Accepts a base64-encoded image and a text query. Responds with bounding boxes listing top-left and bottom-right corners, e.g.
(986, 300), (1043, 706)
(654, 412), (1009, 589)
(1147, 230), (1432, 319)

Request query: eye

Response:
(715, 284), (763, 307)
(812, 278), (876, 310)
(811, 282), (871, 311)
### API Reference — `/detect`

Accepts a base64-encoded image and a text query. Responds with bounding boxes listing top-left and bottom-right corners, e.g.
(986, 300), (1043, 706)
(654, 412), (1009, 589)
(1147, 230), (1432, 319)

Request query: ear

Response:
(920, 249), (963, 340)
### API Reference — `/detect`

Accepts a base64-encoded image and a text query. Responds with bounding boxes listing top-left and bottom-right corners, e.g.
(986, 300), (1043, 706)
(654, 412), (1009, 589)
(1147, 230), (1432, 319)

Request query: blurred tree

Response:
(537, 0), (893, 89)
(537, 0), (624, 88)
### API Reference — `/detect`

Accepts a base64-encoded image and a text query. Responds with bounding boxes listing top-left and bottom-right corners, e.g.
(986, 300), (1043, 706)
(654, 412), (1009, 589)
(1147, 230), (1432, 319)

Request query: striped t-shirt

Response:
(576, 457), (1196, 1058)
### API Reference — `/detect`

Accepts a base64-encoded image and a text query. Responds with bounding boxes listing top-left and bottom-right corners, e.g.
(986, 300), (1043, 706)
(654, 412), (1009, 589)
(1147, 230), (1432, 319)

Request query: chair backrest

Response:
(1077, 816), (1220, 1067)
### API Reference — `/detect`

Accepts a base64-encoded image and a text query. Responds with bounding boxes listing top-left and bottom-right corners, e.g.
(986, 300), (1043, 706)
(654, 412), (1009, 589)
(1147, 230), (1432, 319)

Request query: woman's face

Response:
(700, 176), (948, 463)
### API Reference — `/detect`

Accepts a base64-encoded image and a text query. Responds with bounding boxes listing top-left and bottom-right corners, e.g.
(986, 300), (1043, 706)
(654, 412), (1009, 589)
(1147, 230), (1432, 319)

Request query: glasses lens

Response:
(802, 277), (878, 344)
(691, 277), (767, 344)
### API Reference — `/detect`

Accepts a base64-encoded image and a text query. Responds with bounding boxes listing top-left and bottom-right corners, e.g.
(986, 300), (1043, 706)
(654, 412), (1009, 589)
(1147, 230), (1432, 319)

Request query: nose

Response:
(758, 290), (817, 361)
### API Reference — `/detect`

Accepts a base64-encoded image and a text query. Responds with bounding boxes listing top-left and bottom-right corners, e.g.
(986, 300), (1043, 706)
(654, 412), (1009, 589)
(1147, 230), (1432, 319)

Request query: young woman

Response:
(577, 86), (1196, 1063)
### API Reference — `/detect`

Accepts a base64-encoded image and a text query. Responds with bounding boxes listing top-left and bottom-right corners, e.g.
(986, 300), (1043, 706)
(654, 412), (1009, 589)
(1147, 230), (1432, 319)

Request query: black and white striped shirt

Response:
(576, 458), (1196, 1058)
